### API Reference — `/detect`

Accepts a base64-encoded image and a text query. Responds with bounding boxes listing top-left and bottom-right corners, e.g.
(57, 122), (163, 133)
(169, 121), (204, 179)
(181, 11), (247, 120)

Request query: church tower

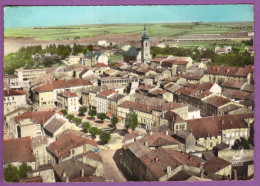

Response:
(141, 25), (151, 64)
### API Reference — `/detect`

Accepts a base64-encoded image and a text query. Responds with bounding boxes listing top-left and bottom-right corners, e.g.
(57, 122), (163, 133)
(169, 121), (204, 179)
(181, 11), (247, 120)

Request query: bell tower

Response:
(141, 25), (151, 64)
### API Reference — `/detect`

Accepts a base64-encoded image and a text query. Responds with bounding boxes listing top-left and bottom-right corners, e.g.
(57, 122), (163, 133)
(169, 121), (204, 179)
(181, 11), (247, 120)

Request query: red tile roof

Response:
(93, 63), (109, 67)
(19, 176), (43, 183)
(204, 96), (231, 107)
(136, 85), (155, 91)
(47, 134), (97, 159)
(175, 87), (198, 95)
(162, 60), (189, 67)
(204, 156), (231, 174)
(4, 89), (26, 97)
(149, 89), (167, 95)
(58, 90), (78, 98)
(119, 101), (154, 113)
(195, 82), (215, 91)
(165, 83), (176, 89)
(205, 66), (251, 77)
(33, 79), (92, 93)
(187, 114), (253, 138)
(98, 89), (117, 97)
(151, 57), (166, 62)
(163, 111), (185, 123)
(140, 148), (200, 179)
(195, 90), (212, 99)
(4, 137), (35, 163)
(14, 110), (56, 125)
(222, 80), (245, 89)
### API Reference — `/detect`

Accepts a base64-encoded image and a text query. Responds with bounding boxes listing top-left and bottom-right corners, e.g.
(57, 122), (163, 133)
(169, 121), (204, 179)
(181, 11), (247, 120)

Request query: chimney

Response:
(233, 170), (237, 180)
(7, 89), (10, 95)
(200, 169), (204, 178)
(144, 141), (149, 147)
(167, 166), (172, 174)
(166, 131), (169, 135)
(222, 120), (225, 124)
(66, 177), (69, 182)
(63, 171), (66, 178)
(150, 131), (153, 135)
(81, 169), (84, 177)
(155, 156), (159, 162)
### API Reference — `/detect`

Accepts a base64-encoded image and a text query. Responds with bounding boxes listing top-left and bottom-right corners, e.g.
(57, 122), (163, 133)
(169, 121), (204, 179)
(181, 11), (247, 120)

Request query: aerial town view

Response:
(3, 5), (254, 183)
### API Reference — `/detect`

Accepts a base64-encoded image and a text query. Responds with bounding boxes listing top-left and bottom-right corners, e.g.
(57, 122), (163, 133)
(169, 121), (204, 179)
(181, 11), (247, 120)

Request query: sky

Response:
(4, 5), (254, 28)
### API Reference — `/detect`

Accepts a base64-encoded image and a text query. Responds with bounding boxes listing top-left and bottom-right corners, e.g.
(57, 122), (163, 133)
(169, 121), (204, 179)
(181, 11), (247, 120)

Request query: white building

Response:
(57, 90), (79, 114)
(14, 68), (46, 88)
(4, 89), (27, 115)
(97, 89), (117, 113)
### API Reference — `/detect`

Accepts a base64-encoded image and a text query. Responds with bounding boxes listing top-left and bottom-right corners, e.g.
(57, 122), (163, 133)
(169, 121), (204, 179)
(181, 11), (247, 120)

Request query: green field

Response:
(4, 22), (254, 41)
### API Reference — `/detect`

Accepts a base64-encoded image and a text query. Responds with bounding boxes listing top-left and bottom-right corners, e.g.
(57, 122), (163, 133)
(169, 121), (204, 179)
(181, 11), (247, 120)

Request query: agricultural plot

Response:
(4, 22), (253, 41)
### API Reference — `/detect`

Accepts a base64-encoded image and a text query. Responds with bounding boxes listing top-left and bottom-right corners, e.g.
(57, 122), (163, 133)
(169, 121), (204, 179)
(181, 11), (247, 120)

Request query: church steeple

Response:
(141, 24), (151, 64)
(142, 24), (149, 41)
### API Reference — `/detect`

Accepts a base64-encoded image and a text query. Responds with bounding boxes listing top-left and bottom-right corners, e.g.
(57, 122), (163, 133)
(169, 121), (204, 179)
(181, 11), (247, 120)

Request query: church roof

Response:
(124, 47), (141, 57)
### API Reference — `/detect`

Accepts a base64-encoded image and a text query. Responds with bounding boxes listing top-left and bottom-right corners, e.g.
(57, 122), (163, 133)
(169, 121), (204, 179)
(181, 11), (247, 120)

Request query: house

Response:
(161, 56), (193, 75)
(78, 68), (94, 79)
(4, 74), (20, 89)
(27, 164), (56, 183)
(11, 110), (56, 138)
(53, 158), (96, 182)
(174, 130), (196, 153)
(4, 107), (30, 137)
(97, 89), (117, 113)
(203, 156), (232, 178)
(32, 79), (92, 107)
(14, 68), (46, 88)
(65, 55), (84, 66)
(4, 137), (36, 170)
(150, 57), (167, 68)
(221, 80), (246, 91)
(57, 90), (79, 114)
(215, 46), (232, 54)
(4, 89), (27, 115)
(122, 143), (202, 181)
(245, 46), (254, 55)
(118, 101), (155, 130)
(43, 112), (81, 140)
(201, 94), (244, 117)
(202, 66), (253, 84)
(107, 93), (130, 116)
(187, 114), (253, 149)
(46, 133), (97, 164)
(31, 136), (49, 168)
(80, 51), (108, 67)
(81, 85), (108, 109)
(160, 110), (187, 134)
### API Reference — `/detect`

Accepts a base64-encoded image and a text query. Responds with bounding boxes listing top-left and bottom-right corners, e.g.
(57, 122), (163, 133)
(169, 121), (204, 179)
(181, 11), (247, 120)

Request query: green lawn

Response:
(4, 22), (253, 41)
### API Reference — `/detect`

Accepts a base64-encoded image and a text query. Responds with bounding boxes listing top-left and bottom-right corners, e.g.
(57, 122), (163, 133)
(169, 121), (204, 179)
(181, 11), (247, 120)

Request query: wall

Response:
(30, 168), (56, 182)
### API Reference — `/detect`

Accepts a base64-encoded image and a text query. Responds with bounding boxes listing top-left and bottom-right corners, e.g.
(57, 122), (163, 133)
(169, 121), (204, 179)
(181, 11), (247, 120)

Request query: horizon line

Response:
(5, 20), (254, 29)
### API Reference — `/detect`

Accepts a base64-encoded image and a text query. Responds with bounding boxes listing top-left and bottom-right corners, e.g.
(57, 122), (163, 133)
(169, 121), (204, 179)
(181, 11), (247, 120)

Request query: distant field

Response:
(4, 22), (254, 41)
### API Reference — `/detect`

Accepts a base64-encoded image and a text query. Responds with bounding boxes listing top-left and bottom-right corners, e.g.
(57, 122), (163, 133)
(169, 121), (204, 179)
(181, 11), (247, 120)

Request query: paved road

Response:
(99, 149), (126, 182)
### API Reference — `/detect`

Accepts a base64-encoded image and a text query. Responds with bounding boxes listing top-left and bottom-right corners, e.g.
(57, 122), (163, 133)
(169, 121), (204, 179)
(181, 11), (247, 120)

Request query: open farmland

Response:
(5, 22), (253, 41)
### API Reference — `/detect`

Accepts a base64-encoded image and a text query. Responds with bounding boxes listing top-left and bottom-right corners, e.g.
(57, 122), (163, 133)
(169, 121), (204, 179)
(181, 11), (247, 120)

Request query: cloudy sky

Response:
(4, 5), (254, 28)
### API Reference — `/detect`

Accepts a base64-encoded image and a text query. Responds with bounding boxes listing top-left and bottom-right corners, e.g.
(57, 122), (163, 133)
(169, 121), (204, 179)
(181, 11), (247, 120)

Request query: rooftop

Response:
(47, 134), (97, 159)
(4, 137), (35, 163)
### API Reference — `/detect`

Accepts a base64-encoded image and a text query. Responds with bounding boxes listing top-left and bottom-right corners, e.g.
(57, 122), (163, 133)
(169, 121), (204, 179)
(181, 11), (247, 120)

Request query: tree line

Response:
(151, 45), (254, 67)
(4, 44), (91, 74)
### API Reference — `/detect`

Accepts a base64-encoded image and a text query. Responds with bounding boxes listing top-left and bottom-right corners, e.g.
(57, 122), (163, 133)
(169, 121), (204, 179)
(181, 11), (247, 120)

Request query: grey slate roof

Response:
(44, 118), (67, 135)
(124, 47), (141, 57)
(84, 51), (104, 59)
(53, 158), (96, 182)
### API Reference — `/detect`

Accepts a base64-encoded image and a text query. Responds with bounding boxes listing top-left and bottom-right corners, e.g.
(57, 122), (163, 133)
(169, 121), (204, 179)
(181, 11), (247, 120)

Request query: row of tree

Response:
(4, 43), (91, 74)
(151, 46), (254, 67)
(4, 163), (32, 182)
